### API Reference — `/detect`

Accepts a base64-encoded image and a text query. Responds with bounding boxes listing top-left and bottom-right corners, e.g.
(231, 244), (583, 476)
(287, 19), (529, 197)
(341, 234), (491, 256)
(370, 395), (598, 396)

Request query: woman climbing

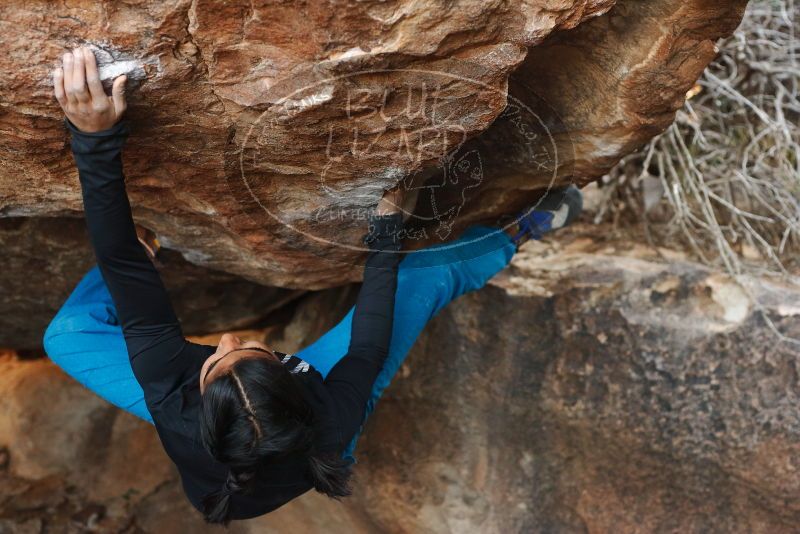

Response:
(44, 46), (583, 525)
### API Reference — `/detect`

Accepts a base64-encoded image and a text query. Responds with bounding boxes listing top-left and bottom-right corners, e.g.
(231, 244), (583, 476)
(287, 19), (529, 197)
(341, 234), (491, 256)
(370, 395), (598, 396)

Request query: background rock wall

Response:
(354, 229), (800, 533)
(0, 217), (303, 349)
(0, 0), (746, 288)
(5, 1), (795, 533)
(1, 226), (798, 532)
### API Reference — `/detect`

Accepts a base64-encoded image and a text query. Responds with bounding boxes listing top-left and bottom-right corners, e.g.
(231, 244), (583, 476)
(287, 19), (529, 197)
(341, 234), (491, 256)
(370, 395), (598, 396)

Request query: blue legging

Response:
(43, 225), (515, 462)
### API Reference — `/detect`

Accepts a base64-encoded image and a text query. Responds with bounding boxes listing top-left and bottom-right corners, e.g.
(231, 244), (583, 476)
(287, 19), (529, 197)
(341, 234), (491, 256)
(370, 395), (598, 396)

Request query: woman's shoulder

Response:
(283, 356), (347, 456)
(274, 351), (314, 375)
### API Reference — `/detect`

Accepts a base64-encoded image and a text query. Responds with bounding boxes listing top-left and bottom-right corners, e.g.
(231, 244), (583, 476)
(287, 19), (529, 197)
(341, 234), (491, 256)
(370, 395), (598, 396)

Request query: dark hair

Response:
(198, 357), (352, 525)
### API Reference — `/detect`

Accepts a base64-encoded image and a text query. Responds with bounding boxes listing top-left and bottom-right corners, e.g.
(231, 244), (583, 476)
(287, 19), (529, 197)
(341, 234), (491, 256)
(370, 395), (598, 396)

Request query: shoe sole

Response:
(532, 184), (583, 230)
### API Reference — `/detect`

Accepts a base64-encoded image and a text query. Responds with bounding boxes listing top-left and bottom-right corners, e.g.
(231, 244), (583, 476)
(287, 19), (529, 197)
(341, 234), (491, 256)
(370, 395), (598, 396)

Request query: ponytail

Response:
(202, 469), (256, 526)
(303, 429), (353, 499)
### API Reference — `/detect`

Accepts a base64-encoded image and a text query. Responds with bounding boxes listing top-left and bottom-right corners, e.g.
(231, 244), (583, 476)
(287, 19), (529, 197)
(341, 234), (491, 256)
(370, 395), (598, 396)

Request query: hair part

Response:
(198, 357), (353, 525)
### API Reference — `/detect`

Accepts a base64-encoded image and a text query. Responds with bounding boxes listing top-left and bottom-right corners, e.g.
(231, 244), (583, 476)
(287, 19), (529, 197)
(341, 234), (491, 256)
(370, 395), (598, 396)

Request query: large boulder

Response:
(1, 226), (797, 532)
(0, 217), (301, 349)
(353, 227), (800, 532)
(0, 0), (746, 288)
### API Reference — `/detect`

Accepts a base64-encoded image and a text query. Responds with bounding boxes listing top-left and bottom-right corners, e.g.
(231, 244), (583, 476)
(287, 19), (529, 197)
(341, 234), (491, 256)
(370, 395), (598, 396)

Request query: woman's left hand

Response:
(376, 185), (406, 216)
(54, 46), (128, 133)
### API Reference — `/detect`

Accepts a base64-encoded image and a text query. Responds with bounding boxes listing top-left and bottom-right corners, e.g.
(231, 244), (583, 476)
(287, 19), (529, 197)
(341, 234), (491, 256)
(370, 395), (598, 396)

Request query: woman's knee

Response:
(43, 310), (63, 347)
(43, 315), (71, 364)
(42, 312), (87, 365)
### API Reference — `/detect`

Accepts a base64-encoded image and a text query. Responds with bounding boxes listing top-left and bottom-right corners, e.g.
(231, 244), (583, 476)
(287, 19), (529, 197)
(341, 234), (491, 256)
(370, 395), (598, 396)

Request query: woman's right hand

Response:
(375, 185), (406, 216)
(54, 46), (128, 133)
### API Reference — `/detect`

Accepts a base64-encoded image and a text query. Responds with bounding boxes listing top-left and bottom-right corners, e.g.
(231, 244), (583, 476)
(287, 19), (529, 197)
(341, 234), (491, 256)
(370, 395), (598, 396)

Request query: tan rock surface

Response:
(418, 0), (750, 232)
(1, 226), (798, 532)
(354, 227), (800, 532)
(0, 0), (746, 288)
(0, 217), (302, 349)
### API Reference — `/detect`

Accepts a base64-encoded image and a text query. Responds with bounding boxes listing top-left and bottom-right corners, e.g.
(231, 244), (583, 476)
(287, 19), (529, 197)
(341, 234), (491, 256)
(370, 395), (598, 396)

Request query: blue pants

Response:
(43, 225), (515, 462)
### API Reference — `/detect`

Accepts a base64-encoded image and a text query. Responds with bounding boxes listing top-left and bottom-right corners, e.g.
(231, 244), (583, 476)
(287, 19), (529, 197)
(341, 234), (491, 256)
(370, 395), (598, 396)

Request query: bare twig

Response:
(598, 0), (800, 344)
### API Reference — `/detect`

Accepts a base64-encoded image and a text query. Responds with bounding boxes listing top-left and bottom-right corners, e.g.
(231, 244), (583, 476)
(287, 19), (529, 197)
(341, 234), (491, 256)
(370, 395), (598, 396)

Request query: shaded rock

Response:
(8, 475), (65, 515)
(0, 467), (134, 534)
(0, 218), (94, 350)
(0, 518), (43, 534)
(0, 0), (746, 287)
(410, 0), (750, 238)
(352, 227), (800, 533)
(0, 217), (301, 349)
(1, 226), (798, 532)
(70, 503), (106, 530)
(0, 447), (8, 471)
(0, 352), (174, 500)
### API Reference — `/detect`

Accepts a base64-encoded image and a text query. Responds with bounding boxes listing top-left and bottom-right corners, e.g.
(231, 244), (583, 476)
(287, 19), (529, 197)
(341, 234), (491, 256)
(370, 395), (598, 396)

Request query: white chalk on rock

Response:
(82, 43), (156, 94)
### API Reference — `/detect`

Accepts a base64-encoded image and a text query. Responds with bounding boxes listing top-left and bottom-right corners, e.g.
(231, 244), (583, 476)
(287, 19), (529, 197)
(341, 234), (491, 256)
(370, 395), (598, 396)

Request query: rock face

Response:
(0, 217), (301, 349)
(0, 0), (746, 288)
(353, 229), (800, 533)
(1, 228), (798, 532)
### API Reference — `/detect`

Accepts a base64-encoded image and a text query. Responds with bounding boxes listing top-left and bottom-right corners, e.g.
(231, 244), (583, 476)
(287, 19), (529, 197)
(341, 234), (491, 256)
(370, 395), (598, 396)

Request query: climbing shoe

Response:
(508, 184), (582, 248)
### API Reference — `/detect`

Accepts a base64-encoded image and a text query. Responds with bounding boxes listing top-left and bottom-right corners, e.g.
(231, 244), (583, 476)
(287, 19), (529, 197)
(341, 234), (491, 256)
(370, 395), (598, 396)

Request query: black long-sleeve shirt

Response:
(67, 118), (404, 519)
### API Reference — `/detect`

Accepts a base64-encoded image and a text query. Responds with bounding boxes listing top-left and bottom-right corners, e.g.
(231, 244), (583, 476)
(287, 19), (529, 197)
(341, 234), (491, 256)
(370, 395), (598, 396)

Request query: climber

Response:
(43, 46), (583, 524)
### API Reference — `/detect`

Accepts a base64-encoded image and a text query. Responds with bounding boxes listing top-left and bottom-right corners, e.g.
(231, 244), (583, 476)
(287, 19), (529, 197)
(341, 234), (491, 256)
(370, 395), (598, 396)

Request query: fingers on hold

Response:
(53, 68), (67, 105)
(61, 52), (76, 101)
(112, 74), (127, 89)
(71, 47), (89, 101)
(83, 47), (96, 76)
(112, 75), (128, 114)
(62, 52), (73, 73)
(72, 46), (84, 69)
(112, 75), (127, 97)
(72, 46), (84, 72)
(83, 47), (105, 99)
